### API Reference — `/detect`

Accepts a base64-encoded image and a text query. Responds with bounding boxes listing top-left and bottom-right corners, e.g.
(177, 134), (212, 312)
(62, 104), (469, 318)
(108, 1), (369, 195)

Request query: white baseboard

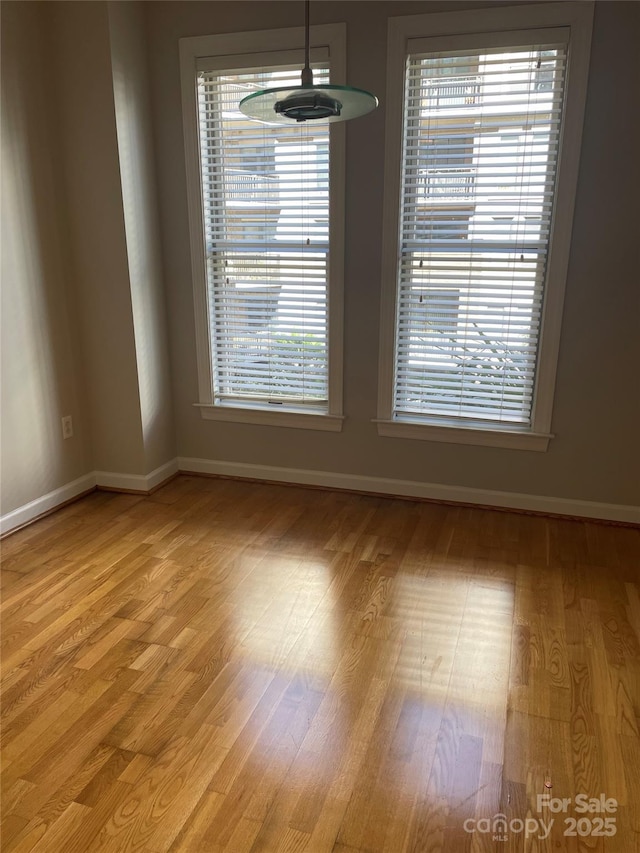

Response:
(0, 473), (96, 536)
(1, 459), (180, 536)
(145, 458), (180, 491)
(94, 458), (179, 492)
(178, 456), (640, 524)
(2, 457), (637, 536)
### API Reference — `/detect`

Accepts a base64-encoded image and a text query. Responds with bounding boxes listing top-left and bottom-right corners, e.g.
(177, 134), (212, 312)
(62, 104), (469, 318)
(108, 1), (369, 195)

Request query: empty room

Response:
(1, 1), (639, 851)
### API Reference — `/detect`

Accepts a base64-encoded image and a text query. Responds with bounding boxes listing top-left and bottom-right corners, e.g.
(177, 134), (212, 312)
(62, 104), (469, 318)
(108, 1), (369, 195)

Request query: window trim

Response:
(179, 25), (346, 431)
(377, 3), (594, 450)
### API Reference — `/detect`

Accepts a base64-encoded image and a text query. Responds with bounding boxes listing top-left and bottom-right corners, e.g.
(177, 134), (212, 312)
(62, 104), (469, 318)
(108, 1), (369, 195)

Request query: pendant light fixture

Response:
(239, 0), (378, 124)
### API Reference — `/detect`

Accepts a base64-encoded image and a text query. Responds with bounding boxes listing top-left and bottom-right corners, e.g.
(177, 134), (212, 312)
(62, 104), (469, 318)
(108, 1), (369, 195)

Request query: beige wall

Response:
(1, 1), (92, 514)
(145, 0), (639, 507)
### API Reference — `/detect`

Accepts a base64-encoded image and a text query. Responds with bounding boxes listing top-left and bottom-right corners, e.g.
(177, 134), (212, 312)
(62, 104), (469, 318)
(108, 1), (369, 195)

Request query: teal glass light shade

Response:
(239, 83), (378, 124)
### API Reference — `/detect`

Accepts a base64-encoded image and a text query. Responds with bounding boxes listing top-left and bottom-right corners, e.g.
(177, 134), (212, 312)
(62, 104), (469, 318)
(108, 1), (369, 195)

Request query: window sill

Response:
(374, 418), (552, 451)
(196, 403), (344, 432)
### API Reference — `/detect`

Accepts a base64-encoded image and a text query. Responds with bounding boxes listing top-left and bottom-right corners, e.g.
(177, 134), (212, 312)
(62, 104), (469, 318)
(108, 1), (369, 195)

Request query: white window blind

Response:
(197, 66), (330, 409)
(395, 45), (567, 425)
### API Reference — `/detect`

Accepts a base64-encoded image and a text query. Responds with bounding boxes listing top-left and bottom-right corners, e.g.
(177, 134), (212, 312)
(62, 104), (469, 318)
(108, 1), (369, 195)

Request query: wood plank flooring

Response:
(1, 474), (639, 852)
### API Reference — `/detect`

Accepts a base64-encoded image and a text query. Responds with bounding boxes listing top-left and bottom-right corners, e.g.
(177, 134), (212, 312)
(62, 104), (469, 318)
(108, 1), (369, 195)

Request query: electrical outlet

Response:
(62, 415), (73, 440)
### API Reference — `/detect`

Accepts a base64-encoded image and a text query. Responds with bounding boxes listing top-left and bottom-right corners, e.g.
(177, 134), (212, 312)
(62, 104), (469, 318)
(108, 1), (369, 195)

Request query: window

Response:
(180, 26), (346, 430)
(378, 4), (593, 450)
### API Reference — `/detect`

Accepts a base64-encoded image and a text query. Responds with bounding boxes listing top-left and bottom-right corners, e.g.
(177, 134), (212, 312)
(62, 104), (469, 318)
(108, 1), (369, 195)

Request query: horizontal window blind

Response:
(395, 45), (567, 425)
(198, 66), (330, 407)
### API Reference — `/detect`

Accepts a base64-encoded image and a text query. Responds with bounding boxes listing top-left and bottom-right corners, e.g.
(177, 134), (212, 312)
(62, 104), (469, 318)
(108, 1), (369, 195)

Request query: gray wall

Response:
(1, 1), (637, 520)
(52, 0), (147, 476)
(1, 1), (92, 513)
(108, 1), (176, 473)
(1, 0), (176, 518)
(51, 0), (176, 477)
(146, 0), (639, 507)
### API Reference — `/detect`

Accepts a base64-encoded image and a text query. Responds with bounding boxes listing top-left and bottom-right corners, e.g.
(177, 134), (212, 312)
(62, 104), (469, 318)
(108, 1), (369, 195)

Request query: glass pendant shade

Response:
(239, 82), (378, 124)
(238, 0), (378, 124)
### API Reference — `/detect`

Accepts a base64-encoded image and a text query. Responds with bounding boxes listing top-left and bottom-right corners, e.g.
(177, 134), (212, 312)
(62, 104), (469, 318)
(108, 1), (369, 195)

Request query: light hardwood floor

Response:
(1, 475), (639, 852)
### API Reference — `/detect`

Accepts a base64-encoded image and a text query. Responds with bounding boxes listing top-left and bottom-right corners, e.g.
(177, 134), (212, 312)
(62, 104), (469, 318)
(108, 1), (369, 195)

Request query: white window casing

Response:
(180, 26), (346, 431)
(377, 4), (594, 450)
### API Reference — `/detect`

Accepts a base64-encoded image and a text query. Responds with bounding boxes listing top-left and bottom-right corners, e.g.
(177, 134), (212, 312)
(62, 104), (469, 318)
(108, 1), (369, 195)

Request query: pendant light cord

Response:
(301, 0), (312, 85)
